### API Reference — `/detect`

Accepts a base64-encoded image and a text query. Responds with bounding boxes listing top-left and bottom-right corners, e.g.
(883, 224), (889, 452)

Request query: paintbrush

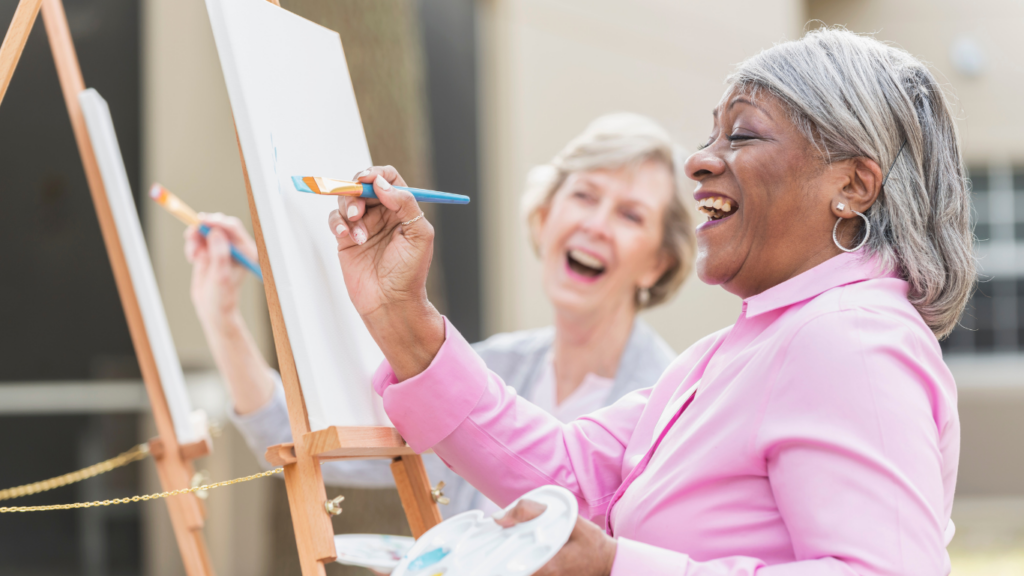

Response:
(149, 184), (264, 281)
(291, 176), (470, 205)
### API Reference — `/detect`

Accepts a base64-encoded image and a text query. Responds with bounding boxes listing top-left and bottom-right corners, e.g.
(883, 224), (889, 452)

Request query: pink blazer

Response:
(373, 252), (959, 575)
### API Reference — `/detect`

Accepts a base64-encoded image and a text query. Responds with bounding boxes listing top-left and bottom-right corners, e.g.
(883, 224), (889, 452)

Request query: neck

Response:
(551, 298), (636, 404)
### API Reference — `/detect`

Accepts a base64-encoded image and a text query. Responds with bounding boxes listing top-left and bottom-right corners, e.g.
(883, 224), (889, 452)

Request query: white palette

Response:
(79, 88), (199, 444)
(393, 486), (578, 576)
(334, 534), (415, 573)
(205, 0), (388, 428)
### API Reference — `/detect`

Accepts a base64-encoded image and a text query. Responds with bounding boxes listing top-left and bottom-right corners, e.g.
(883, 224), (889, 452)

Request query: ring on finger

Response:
(401, 212), (425, 227)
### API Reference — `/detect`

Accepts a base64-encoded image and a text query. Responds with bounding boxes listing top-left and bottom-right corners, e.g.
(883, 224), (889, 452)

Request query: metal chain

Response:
(0, 443), (151, 502)
(0, 468), (284, 513)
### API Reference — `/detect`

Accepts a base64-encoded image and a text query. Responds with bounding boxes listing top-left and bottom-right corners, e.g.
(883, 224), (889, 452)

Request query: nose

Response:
(684, 146), (726, 182)
(580, 199), (614, 239)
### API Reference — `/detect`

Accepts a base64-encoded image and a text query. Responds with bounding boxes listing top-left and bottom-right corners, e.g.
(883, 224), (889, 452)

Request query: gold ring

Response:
(401, 212), (425, 227)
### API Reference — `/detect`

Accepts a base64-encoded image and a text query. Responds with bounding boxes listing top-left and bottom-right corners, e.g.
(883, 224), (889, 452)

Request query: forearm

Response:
(202, 312), (275, 415)
(373, 318), (643, 519)
(363, 300), (445, 381)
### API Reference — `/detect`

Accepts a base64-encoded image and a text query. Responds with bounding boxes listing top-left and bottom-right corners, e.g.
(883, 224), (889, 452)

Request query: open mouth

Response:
(696, 196), (738, 222)
(566, 248), (606, 279)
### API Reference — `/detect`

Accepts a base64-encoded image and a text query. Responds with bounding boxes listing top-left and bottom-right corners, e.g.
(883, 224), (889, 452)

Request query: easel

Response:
(0, 2), (215, 575)
(228, 2), (443, 575)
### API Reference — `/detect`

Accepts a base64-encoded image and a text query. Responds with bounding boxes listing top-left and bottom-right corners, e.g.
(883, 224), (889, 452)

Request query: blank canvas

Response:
(79, 88), (200, 445)
(205, 0), (389, 429)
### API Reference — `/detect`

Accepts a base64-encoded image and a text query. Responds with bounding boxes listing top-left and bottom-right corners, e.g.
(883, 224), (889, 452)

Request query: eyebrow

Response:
(712, 96), (771, 119)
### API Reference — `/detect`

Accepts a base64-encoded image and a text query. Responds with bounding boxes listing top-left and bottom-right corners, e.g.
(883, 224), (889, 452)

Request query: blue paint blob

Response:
(291, 176), (314, 193)
(406, 547), (449, 572)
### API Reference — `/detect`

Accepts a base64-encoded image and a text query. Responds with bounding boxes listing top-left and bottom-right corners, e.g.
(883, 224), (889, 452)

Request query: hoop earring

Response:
(832, 209), (871, 253)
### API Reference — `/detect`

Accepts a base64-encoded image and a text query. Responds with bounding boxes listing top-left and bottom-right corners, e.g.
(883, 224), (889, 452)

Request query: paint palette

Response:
(392, 485), (578, 576)
(333, 534), (415, 573)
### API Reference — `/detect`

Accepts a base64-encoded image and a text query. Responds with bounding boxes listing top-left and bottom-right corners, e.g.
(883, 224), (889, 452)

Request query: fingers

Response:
(338, 194), (367, 229)
(328, 209), (359, 250)
(493, 499), (548, 528)
(372, 174), (422, 223)
(198, 212), (258, 260)
(205, 226), (232, 268)
(334, 197), (368, 246)
(184, 226), (204, 263)
(353, 165), (408, 188)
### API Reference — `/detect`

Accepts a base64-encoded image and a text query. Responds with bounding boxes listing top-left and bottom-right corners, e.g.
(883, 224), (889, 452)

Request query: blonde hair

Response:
(521, 113), (696, 309)
(729, 27), (975, 338)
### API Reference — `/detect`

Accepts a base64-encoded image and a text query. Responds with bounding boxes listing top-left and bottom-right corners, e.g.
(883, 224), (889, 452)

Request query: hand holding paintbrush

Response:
(150, 184), (264, 281)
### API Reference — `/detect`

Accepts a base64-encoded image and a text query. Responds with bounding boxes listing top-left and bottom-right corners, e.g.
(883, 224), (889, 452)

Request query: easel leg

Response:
(391, 455), (443, 538)
(282, 449), (337, 576)
(0, 0), (42, 105)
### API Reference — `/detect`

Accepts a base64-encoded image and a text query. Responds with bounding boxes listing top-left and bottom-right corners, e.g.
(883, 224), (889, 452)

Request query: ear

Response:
(637, 248), (673, 292)
(830, 157), (882, 218)
(531, 203), (551, 255)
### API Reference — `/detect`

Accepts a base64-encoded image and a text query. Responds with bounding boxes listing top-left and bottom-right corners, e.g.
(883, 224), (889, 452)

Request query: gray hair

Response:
(729, 27), (975, 338)
(521, 113), (696, 309)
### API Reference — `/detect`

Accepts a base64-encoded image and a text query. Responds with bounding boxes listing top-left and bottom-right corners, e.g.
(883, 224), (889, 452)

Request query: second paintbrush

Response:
(292, 176), (470, 204)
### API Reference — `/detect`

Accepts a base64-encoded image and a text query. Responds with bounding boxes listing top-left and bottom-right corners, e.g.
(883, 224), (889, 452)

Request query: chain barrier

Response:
(0, 443), (151, 502)
(0, 468), (284, 513)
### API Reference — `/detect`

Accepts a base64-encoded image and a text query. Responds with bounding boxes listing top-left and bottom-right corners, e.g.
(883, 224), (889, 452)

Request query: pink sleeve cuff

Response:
(371, 317), (490, 453)
(611, 538), (688, 575)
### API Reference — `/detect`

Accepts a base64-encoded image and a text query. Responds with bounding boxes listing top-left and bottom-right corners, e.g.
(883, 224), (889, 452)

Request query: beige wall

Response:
(142, 0), (272, 371)
(141, 0), (273, 574)
(808, 0), (1024, 166)
(477, 0), (805, 352)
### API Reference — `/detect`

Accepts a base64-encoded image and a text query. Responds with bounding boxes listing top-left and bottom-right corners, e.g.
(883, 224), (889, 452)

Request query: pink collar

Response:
(744, 251), (897, 318)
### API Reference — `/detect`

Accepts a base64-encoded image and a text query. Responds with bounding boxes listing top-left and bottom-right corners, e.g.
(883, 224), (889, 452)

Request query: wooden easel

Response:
(229, 2), (444, 575)
(0, 2), (215, 575)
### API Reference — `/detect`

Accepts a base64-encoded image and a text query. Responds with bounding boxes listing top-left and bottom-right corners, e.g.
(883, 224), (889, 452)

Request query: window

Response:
(943, 164), (1024, 354)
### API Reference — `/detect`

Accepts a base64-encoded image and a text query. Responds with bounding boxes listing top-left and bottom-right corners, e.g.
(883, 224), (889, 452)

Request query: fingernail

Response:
(491, 510), (505, 520)
(335, 225), (348, 237)
(357, 169), (370, 178)
(347, 205), (358, 219)
(353, 227), (367, 245)
(375, 174), (392, 191)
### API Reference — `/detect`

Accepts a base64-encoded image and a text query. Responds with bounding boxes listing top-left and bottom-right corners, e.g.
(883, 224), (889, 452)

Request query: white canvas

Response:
(205, 0), (389, 429)
(79, 88), (200, 444)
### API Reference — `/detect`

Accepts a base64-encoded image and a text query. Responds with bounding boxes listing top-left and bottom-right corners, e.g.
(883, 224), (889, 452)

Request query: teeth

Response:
(568, 249), (605, 271)
(696, 196), (737, 218)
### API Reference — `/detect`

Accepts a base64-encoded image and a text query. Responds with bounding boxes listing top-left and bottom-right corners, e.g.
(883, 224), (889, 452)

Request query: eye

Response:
(572, 190), (596, 202)
(697, 137), (713, 151)
(622, 211), (642, 224)
(727, 133), (756, 143)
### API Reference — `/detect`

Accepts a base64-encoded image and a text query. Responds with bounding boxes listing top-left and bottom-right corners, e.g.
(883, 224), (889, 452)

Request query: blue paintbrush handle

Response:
(199, 224), (264, 282)
(358, 182), (470, 204)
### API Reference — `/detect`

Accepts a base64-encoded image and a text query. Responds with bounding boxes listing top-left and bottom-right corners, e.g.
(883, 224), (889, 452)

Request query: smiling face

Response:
(536, 161), (673, 319)
(684, 89), (858, 298)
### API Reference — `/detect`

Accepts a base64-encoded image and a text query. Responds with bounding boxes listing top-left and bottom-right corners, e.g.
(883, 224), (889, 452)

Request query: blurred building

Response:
(0, 0), (1020, 574)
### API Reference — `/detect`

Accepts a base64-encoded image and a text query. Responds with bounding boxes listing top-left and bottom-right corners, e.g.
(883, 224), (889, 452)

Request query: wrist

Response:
(200, 309), (247, 348)
(363, 300), (445, 381)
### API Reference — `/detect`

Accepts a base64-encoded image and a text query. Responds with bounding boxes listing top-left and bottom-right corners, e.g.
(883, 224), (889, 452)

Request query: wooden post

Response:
(0, 1), (215, 575)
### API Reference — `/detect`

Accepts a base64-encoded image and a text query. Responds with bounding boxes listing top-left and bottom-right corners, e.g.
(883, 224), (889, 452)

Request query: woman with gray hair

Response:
(329, 27), (973, 575)
(185, 112), (695, 517)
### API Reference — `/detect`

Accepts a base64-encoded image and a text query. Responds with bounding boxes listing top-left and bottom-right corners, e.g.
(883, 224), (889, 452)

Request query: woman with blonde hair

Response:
(186, 112), (695, 515)
(330, 27), (974, 574)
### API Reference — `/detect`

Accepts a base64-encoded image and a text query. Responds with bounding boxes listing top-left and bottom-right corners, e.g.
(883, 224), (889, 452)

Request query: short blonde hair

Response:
(520, 113), (696, 309)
